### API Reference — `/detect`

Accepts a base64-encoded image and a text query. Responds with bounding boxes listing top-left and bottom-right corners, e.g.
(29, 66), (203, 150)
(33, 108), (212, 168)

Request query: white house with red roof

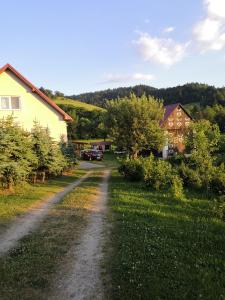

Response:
(0, 64), (72, 141)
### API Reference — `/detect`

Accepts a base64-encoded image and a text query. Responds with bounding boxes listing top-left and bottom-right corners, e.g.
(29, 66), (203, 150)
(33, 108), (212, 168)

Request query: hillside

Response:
(51, 97), (106, 140)
(53, 97), (105, 112)
(69, 83), (225, 108)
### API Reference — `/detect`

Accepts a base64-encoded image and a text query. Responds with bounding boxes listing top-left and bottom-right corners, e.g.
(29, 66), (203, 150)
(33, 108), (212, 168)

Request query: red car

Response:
(81, 149), (103, 161)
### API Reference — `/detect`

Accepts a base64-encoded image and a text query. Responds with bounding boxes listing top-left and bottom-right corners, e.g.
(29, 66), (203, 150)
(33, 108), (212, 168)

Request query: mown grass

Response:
(0, 169), (85, 233)
(54, 97), (105, 112)
(106, 170), (225, 299)
(0, 172), (104, 300)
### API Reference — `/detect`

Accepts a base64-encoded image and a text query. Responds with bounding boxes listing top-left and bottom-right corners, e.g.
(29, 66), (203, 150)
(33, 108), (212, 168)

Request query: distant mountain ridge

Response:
(69, 83), (225, 108)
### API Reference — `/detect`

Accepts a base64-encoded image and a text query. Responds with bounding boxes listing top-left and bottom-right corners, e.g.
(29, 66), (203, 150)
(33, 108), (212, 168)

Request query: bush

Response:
(143, 156), (173, 190)
(60, 140), (77, 169)
(0, 117), (75, 189)
(178, 162), (202, 189)
(31, 122), (68, 182)
(118, 158), (143, 181)
(171, 175), (184, 199)
(0, 117), (37, 190)
(210, 164), (225, 195)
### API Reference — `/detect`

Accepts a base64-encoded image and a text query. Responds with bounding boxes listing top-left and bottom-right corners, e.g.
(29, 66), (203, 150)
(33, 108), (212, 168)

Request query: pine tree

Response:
(0, 116), (37, 190)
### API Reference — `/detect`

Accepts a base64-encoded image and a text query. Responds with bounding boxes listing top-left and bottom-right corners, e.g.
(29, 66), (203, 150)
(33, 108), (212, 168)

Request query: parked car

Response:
(81, 149), (103, 161)
(114, 147), (126, 155)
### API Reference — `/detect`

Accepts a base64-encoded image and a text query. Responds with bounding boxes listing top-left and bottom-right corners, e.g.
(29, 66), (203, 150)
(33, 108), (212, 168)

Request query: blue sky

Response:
(1, 0), (225, 94)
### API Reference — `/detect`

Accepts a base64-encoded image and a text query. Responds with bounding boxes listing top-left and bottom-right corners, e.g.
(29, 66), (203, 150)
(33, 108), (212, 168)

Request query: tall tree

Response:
(105, 94), (165, 158)
(185, 120), (221, 188)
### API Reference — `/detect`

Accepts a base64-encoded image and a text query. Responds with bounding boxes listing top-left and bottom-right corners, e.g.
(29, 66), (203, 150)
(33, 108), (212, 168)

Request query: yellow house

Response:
(0, 64), (72, 141)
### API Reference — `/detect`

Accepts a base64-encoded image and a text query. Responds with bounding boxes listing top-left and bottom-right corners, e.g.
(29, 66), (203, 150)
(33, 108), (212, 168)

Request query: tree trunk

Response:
(42, 172), (46, 183)
(132, 151), (139, 159)
(33, 172), (37, 184)
(7, 177), (14, 192)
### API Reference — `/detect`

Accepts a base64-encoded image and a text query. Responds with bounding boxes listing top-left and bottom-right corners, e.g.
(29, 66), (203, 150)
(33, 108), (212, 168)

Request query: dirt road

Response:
(0, 172), (92, 256)
(51, 169), (110, 300)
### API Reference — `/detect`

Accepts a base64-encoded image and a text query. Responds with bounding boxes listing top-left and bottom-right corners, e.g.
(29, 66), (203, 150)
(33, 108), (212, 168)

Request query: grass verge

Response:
(0, 171), (104, 300)
(105, 170), (225, 299)
(0, 169), (86, 233)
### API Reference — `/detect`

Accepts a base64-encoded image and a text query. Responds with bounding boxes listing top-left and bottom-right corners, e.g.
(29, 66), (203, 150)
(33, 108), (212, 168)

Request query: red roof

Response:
(0, 63), (72, 121)
(160, 103), (192, 126)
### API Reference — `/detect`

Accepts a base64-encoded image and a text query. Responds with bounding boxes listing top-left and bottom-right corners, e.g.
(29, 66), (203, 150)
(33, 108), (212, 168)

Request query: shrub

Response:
(143, 156), (173, 190)
(60, 140), (77, 169)
(171, 175), (184, 199)
(0, 117), (37, 190)
(118, 158), (143, 181)
(31, 122), (67, 182)
(0, 117), (74, 189)
(210, 164), (225, 195)
(178, 162), (202, 189)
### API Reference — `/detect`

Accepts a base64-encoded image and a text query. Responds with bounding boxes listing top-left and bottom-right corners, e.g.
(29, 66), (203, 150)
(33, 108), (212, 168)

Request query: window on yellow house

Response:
(0, 96), (21, 110)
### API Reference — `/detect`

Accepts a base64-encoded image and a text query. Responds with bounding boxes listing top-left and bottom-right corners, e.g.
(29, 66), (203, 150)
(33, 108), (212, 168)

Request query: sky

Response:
(1, 0), (225, 94)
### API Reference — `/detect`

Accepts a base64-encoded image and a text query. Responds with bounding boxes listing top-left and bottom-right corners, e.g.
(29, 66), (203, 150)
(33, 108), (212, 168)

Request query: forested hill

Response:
(69, 83), (225, 108)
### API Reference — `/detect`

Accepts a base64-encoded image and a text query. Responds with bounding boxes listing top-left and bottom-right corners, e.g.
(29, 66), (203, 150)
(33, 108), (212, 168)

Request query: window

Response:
(1, 97), (10, 109)
(0, 96), (21, 110)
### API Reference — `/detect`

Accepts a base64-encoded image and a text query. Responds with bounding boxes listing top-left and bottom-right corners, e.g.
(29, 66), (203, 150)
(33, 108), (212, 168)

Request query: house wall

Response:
(0, 71), (68, 141)
(162, 106), (191, 153)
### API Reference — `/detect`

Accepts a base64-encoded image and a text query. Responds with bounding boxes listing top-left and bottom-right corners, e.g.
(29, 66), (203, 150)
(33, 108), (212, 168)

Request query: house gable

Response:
(0, 64), (72, 141)
(161, 103), (192, 130)
(161, 103), (192, 153)
(0, 64), (72, 121)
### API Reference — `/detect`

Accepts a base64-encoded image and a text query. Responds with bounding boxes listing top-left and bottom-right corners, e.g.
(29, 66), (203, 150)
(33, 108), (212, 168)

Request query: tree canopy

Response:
(105, 94), (165, 157)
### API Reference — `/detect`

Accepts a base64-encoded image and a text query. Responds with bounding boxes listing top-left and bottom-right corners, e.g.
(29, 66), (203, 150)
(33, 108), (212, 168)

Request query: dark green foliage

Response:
(70, 83), (225, 108)
(119, 119), (224, 196)
(170, 175), (184, 199)
(60, 141), (77, 169)
(105, 94), (165, 157)
(143, 155), (174, 190)
(184, 120), (223, 192)
(58, 104), (106, 140)
(0, 117), (73, 189)
(217, 134), (225, 164)
(210, 164), (225, 195)
(119, 155), (184, 195)
(0, 117), (37, 190)
(118, 158), (143, 181)
(192, 104), (225, 132)
(31, 122), (67, 182)
(178, 162), (202, 189)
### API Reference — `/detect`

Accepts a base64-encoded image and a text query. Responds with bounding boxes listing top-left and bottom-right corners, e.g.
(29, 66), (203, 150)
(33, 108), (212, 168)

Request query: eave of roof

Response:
(160, 103), (192, 126)
(0, 63), (73, 121)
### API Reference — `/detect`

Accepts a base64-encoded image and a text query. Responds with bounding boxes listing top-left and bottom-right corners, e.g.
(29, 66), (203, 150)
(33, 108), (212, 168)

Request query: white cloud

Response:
(100, 72), (155, 84)
(144, 19), (150, 24)
(193, 0), (225, 51)
(163, 26), (175, 33)
(135, 33), (189, 67)
(206, 0), (225, 20)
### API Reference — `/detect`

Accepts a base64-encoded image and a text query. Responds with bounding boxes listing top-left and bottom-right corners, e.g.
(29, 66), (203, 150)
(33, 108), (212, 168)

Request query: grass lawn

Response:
(106, 170), (225, 299)
(94, 151), (120, 169)
(54, 97), (105, 112)
(0, 171), (104, 300)
(0, 169), (86, 233)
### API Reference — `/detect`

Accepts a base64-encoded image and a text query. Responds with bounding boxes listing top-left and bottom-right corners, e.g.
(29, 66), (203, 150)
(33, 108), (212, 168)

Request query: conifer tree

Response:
(0, 116), (37, 190)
